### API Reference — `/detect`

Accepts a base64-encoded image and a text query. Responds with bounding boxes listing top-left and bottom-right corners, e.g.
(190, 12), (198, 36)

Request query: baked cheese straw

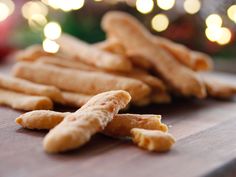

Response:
(62, 91), (92, 107)
(56, 33), (133, 72)
(43, 90), (131, 153)
(200, 73), (236, 99)
(0, 74), (64, 104)
(154, 37), (213, 71)
(0, 88), (53, 111)
(102, 11), (206, 98)
(15, 110), (167, 137)
(131, 128), (175, 152)
(37, 56), (166, 92)
(15, 45), (51, 61)
(12, 62), (151, 102)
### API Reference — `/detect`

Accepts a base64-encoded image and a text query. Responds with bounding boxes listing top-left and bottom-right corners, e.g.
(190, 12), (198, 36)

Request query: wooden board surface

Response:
(0, 62), (236, 177)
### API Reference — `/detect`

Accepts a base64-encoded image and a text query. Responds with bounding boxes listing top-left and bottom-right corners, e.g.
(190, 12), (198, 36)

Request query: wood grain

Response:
(0, 61), (236, 177)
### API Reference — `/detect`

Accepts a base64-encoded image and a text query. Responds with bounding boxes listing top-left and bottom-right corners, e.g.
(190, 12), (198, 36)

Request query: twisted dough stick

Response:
(43, 90), (131, 153)
(102, 11), (206, 98)
(14, 45), (52, 61)
(56, 33), (132, 72)
(131, 128), (175, 152)
(12, 62), (151, 102)
(15, 110), (167, 137)
(0, 88), (53, 111)
(0, 74), (64, 104)
(37, 56), (166, 92)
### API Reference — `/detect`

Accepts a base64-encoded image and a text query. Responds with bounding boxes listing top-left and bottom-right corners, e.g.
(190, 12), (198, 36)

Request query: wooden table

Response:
(1, 61), (236, 177)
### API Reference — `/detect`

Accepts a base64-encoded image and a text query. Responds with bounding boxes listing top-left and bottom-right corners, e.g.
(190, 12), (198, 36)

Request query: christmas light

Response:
(151, 14), (169, 32)
(205, 27), (222, 42)
(227, 5), (236, 23)
(28, 14), (47, 30)
(205, 14), (222, 28)
(136, 0), (154, 14)
(217, 27), (231, 45)
(44, 0), (84, 11)
(43, 39), (60, 53)
(22, 1), (48, 19)
(44, 22), (62, 40)
(0, 0), (15, 22)
(183, 0), (201, 14)
(156, 0), (175, 10)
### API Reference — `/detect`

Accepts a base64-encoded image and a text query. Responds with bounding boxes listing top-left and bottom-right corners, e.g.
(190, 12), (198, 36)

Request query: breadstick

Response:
(131, 128), (175, 152)
(0, 88), (53, 111)
(43, 90), (131, 153)
(16, 111), (167, 138)
(37, 56), (166, 92)
(12, 62), (151, 102)
(61, 91), (92, 107)
(200, 73), (236, 99)
(154, 37), (213, 71)
(0, 74), (64, 104)
(56, 33), (132, 72)
(102, 11), (206, 98)
(14, 45), (51, 61)
(151, 91), (171, 104)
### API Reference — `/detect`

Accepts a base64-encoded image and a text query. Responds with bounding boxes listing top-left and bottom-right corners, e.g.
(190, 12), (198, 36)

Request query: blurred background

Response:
(0, 0), (235, 71)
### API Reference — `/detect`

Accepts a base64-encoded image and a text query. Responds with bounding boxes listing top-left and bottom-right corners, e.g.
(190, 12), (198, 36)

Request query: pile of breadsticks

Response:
(0, 11), (235, 153)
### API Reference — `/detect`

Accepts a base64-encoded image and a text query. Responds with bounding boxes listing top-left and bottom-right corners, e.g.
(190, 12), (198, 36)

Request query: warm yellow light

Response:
(0, 2), (10, 22)
(183, 0), (201, 14)
(28, 14), (47, 30)
(43, 39), (60, 53)
(151, 14), (169, 32)
(94, 0), (103, 2)
(136, 0), (154, 14)
(205, 26), (222, 42)
(44, 22), (62, 40)
(22, 1), (48, 19)
(227, 5), (236, 22)
(71, 0), (85, 10)
(217, 27), (232, 45)
(157, 0), (175, 10)
(46, 0), (84, 11)
(205, 14), (222, 28)
(1, 0), (15, 14)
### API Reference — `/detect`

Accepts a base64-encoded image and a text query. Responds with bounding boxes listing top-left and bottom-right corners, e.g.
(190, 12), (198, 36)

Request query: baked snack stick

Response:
(14, 45), (52, 61)
(131, 128), (175, 152)
(0, 74), (64, 104)
(0, 88), (53, 111)
(43, 90), (131, 153)
(154, 37), (213, 71)
(56, 33), (132, 72)
(200, 73), (236, 99)
(37, 56), (166, 92)
(61, 91), (92, 107)
(16, 110), (167, 137)
(12, 62), (151, 102)
(102, 11), (206, 98)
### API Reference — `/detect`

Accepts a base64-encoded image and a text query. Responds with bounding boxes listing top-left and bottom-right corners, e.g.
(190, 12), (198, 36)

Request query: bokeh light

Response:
(227, 5), (236, 23)
(205, 27), (222, 42)
(22, 1), (48, 19)
(205, 14), (222, 28)
(183, 0), (201, 14)
(43, 0), (84, 11)
(0, 0), (15, 22)
(151, 14), (169, 32)
(136, 0), (154, 14)
(43, 39), (60, 53)
(44, 22), (62, 40)
(217, 27), (232, 45)
(156, 0), (175, 10)
(28, 14), (47, 30)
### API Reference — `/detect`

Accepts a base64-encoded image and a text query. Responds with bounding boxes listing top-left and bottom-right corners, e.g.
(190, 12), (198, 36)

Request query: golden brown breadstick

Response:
(37, 56), (166, 92)
(16, 111), (167, 137)
(43, 90), (131, 153)
(151, 34), (214, 71)
(61, 91), (92, 107)
(12, 62), (151, 102)
(131, 128), (175, 152)
(151, 91), (171, 104)
(56, 33), (132, 72)
(0, 88), (53, 111)
(200, 73), (236, 99)
(102, 11), (206, 98)
(0, 74), (64, 103)
(14, 45), (51, 61)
